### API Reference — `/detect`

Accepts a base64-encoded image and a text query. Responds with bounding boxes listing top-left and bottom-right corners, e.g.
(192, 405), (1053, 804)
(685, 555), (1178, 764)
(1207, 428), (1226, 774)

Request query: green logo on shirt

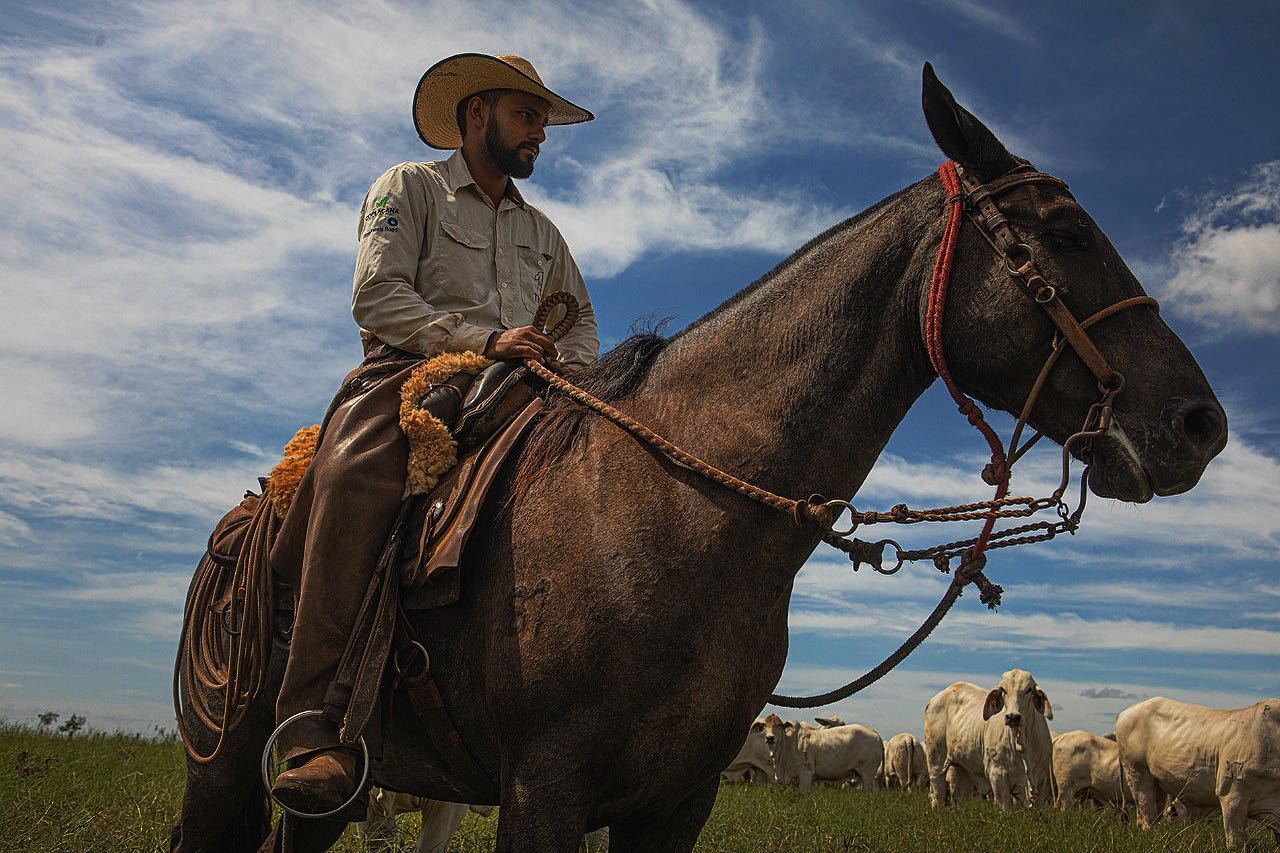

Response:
(374, 195), (390, 208)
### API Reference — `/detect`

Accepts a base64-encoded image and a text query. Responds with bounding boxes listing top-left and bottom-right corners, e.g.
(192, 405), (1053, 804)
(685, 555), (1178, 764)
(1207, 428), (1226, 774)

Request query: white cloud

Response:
(0, 510), (33, 547)
(1161, 160), (1280, 333)
(787, 605), (1280, 657)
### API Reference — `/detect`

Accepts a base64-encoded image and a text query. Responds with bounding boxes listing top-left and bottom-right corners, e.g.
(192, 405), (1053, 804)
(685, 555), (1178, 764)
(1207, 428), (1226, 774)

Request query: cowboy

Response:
(269, 53), (600, 814)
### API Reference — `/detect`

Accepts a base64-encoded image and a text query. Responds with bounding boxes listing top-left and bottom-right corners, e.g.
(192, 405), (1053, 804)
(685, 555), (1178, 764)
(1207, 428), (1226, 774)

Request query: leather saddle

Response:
(397, 360), (542, 609)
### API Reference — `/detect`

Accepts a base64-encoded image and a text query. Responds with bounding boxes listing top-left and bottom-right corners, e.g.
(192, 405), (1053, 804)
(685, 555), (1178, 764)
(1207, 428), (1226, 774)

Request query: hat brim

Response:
(413, 53), (594, 150)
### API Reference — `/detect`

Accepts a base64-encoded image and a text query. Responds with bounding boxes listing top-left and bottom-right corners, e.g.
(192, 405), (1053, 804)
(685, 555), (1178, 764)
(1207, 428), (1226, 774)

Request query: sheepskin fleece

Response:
(399, 351), (492, 497)
(266, 424), (320, 519)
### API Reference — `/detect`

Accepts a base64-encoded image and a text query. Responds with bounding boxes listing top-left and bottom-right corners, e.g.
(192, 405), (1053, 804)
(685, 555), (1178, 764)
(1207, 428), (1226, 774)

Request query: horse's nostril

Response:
(1175, 401), (1226, 452)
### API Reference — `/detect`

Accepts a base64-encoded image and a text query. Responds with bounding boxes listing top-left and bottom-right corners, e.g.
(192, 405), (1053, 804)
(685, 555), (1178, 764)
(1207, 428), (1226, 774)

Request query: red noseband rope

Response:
(925, 161), (1010, 562)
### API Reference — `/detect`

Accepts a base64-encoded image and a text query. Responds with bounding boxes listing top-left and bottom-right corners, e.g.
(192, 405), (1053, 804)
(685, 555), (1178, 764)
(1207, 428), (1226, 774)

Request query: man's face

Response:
(483, 92), (550, 179)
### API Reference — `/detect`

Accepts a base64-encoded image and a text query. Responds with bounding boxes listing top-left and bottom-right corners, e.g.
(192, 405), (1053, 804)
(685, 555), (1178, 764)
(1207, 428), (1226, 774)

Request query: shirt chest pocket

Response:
(514, 235), (553, 315)
(433, 219), (492, 300)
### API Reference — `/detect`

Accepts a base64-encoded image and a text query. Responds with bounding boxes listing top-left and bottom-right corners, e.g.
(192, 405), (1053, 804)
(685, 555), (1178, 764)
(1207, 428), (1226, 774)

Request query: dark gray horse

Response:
(172, 64), (1226, 852)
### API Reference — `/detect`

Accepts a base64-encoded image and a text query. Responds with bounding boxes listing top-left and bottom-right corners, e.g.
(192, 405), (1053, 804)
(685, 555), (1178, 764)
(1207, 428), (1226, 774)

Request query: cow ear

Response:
(921, 62), (1020, 183)
(982, 687), (1004, 721)
(1034, 689), (1053, 720)
(750, 721), (764, 733)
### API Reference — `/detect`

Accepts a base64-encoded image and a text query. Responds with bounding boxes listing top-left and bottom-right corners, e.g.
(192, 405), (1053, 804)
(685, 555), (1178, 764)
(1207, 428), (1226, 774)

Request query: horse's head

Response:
(919, 63), (1226, 503)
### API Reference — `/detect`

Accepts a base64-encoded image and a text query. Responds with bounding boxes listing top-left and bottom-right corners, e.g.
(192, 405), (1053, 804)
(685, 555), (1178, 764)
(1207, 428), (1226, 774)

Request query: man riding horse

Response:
(268, 52), (600, 814)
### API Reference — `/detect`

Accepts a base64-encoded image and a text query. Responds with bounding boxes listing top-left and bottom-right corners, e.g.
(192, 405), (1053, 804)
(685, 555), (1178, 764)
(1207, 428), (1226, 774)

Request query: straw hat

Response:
(413, 52), (594, 150)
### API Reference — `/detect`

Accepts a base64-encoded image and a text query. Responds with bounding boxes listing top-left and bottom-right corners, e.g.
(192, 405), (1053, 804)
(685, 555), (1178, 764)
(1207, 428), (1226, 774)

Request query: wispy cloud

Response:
(1079, 687), (1141, 700)
(788, 605), (1280, 657)
(1160, 160), (1280, 333)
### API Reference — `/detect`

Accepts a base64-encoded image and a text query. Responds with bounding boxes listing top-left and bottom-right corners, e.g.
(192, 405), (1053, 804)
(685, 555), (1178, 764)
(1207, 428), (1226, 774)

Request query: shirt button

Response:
(500, 281), (508, 288)
(497, 248), (504, 255)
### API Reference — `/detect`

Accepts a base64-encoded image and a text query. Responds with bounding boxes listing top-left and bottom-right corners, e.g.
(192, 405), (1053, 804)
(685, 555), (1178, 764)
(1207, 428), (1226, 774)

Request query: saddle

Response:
(398, 360), (543, 609)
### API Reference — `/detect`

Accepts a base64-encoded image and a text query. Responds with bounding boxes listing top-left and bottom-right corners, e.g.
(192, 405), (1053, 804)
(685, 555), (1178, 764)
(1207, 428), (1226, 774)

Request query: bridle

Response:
(526, 159), (1159, 707)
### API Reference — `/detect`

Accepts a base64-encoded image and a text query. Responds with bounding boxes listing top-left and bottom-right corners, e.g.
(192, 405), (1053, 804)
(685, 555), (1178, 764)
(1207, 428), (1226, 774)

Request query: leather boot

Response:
(271, 749), (358, 815)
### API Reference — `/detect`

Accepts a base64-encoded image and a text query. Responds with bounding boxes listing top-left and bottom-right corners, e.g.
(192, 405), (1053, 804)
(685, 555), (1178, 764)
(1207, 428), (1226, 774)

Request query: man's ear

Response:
(1034, 688), (1053, 720)
(465, 94), (490, 135)
(982, 687), (1005, 721)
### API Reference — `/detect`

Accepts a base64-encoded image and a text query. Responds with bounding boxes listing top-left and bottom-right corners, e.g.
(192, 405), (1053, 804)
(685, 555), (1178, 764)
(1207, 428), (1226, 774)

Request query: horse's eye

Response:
(1048, 227), (1093, 251)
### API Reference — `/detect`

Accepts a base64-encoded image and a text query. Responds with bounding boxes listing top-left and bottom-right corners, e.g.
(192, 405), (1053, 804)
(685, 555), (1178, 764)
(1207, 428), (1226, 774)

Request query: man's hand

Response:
(483, 326), (559, 362)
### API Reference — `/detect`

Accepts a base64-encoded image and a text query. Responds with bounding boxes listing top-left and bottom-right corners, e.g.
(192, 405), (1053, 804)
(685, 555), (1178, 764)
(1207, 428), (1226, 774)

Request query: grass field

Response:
(3, 722), (1274, 852)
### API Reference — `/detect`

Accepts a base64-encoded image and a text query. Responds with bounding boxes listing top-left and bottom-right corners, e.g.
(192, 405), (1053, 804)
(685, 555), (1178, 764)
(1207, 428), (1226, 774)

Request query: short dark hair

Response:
(455, 89), (507, 142)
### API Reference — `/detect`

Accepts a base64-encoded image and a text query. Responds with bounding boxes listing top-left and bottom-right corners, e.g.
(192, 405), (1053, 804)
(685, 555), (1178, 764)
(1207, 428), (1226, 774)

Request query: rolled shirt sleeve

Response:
(351, 165), (494, 355)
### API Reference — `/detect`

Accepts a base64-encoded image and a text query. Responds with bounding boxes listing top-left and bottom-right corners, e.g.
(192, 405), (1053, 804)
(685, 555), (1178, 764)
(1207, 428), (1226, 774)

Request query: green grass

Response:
(2, 722), (1274, 852)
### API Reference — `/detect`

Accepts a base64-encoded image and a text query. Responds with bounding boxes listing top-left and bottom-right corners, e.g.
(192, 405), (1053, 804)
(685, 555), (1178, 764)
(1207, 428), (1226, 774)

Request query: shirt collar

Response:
(443, 148), (527, 209)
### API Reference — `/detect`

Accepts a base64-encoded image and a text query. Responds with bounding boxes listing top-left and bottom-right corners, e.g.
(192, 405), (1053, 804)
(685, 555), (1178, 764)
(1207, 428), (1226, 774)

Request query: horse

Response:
(171, 63), (1227, 852)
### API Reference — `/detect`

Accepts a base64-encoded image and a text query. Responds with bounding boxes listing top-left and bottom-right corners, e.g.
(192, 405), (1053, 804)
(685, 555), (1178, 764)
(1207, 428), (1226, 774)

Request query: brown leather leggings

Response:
(270, 353), (419, 756)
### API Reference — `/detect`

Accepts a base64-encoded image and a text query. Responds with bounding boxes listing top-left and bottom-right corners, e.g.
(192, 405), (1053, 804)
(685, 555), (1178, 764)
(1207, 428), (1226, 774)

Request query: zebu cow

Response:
(884, 732), (927, 791)
(721, 719), (772, 784)
(1116, 696), (1280, 848)
(924, 670), (1055, 808)
(1052, 730), (1125, 809)
(766, 717), (883, 789)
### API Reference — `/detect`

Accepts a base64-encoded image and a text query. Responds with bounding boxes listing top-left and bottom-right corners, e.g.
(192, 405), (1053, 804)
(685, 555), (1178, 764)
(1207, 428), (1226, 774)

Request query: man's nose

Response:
(1005, 713), (1022, 727)
(530, 123), (546, 144)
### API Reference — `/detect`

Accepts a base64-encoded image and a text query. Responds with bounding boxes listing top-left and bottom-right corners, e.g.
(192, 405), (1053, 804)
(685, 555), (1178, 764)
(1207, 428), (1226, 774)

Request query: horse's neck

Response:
(638, 179), (940, 503)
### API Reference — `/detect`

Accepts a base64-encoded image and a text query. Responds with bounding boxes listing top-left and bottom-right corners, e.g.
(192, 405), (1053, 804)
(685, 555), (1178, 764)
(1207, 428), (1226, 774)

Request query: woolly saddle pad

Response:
(263, 351), (492, 519)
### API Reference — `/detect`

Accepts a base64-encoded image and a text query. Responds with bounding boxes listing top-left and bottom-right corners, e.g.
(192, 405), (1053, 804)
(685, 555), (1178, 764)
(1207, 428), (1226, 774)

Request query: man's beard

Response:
(485, 118), (536, 179)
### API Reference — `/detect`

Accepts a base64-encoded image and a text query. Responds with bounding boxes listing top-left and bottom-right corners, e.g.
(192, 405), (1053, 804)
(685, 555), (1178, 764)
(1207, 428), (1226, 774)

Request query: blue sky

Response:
(1, 1), (1277, 738)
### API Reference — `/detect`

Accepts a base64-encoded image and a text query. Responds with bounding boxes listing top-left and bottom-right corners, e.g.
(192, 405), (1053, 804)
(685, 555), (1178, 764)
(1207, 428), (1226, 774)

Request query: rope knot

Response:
(890, 503), (909, 521)
(981, 462), (1005, 486)
(978, 580), (1005, 610)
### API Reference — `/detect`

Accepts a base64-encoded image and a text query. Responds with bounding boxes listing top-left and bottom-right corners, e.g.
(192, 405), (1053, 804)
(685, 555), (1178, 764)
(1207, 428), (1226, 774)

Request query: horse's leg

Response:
(256, 815), (348, 853)
(607, 776), (718, 853)
(494, 769), (592, 853)
(171, 677), (278, 852)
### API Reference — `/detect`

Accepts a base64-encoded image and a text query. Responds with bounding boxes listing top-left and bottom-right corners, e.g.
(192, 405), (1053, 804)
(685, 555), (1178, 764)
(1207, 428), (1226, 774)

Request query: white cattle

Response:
(1052, 730), (1125, 809)
(923, 669), (1055, 809)
(362, 788), (609, 852)
(1116, 696), (1280, 848)
(765, 716), (883, 789)
(884, 732), (927, 791)
(721, 718), (772, 784)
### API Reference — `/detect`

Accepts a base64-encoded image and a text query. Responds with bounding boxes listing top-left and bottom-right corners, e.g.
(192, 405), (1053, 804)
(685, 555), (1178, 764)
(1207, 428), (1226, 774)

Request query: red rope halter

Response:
(925, 161), (1010, 562)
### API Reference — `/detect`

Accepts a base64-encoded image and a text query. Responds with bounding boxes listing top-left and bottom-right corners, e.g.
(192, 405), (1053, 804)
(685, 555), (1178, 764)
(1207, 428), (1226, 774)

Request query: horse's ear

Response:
(921, 62), (1020, 182)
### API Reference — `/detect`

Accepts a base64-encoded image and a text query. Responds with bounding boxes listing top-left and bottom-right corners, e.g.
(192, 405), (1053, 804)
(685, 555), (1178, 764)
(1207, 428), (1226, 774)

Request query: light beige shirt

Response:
(351, 149), (599, 367)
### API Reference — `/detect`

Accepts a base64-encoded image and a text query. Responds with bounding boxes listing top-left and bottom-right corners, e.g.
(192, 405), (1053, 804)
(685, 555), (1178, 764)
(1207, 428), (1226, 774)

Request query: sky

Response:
(1, 0), (1277, 741)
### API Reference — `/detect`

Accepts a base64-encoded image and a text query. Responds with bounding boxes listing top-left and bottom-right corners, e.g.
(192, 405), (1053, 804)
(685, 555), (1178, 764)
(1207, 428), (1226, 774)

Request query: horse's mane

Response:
(514, 328), (670, 494)
(514, 180), (924, 492)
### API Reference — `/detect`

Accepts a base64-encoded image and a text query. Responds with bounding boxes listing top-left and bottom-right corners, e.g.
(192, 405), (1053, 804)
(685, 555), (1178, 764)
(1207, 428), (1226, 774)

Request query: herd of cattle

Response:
(725, 669), (1280, 849)
(357, 667), (1278, 851)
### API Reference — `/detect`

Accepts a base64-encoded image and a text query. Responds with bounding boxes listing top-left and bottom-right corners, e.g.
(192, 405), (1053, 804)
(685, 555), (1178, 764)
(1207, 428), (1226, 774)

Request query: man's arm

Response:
(351, 164), (494, 356)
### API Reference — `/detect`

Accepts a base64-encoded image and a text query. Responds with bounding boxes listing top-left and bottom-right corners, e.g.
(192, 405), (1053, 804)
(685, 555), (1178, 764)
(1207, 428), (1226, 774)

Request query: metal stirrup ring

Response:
(260, 709), (370, 819)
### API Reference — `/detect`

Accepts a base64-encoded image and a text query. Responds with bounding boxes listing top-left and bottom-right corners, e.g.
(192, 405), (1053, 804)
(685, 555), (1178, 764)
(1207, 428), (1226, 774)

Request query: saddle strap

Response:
(330, 500), (415, 743)
(393, 609), (496, 797)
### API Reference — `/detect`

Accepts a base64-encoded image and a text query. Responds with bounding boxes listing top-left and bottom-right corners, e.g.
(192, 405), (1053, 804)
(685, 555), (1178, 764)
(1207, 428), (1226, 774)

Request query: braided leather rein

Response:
(528, 161), (1159, 707)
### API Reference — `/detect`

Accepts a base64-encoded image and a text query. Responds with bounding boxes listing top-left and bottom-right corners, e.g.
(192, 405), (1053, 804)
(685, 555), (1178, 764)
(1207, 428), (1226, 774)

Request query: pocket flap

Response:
(440, 219), (490, 249)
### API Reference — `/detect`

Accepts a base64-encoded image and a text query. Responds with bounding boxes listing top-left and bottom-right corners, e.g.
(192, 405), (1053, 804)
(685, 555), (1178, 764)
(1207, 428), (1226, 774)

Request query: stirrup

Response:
(260, 709), (370, 819)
